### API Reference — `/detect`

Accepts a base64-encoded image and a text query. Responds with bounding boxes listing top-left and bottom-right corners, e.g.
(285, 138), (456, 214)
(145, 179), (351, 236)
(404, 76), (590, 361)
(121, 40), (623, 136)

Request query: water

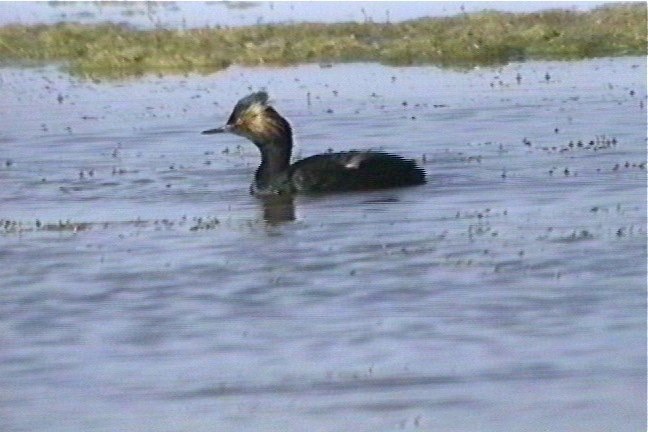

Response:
(1, 57), (646, 431)
(0, 1), (608, 29)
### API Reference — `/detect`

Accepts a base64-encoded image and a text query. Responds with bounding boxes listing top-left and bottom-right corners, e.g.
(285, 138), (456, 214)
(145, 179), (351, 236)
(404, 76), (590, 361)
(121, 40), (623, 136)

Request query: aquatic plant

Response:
(0, 3), (644, 79)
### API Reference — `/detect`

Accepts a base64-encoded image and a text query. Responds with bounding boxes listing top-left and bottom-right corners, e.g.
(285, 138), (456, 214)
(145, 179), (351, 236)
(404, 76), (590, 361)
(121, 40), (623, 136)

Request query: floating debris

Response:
(529, 135), (619, 154)
(189, 217), (221, 231)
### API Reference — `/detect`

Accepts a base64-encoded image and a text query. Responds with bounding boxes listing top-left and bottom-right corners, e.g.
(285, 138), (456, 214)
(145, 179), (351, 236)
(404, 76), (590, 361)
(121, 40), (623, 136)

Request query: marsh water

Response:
(1, 57), (646, 431)
(0, 1), (608, 29)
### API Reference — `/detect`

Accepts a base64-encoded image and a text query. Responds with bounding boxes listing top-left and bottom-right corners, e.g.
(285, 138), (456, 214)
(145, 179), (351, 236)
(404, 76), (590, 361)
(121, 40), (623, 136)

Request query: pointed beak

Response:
(201, 125), (231, 135)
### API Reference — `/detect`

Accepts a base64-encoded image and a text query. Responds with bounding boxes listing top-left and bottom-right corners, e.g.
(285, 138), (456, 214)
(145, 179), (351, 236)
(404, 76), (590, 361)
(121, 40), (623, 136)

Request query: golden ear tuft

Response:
(239, 105), (282, 140)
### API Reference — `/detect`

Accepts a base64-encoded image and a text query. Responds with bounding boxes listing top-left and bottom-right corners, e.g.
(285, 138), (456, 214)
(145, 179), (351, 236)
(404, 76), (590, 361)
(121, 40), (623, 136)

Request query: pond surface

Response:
(1, 57), (646, 431)
(0, 1), (607, 29)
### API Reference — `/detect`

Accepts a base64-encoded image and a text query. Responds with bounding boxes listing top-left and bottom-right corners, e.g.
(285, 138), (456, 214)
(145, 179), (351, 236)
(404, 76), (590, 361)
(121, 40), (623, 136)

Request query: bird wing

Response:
(289, 151), (425, 193)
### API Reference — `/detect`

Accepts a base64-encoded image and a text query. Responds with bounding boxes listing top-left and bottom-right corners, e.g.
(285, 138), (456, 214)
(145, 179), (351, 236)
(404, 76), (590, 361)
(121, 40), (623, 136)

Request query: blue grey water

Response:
(0, 1), (609, 29)
(0, 56), (646, 431)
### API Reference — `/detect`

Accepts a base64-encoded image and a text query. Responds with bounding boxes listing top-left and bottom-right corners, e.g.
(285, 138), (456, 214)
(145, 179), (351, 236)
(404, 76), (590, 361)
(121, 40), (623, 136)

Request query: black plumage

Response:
(202, 91), (426, 196)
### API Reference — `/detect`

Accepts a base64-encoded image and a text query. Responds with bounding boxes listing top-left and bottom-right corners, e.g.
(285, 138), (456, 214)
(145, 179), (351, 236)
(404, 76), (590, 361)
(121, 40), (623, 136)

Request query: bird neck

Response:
(254, 136), (292, 188)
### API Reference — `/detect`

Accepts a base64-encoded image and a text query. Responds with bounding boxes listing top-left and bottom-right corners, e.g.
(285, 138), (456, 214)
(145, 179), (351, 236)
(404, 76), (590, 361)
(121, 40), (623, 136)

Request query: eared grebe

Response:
(202, 91), (426, 196)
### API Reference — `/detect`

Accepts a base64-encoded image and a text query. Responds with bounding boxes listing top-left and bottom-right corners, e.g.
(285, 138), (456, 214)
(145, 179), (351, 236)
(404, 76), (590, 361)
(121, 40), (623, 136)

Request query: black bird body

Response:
(202, 92), (425, 196)
(288, 151), (425, 194)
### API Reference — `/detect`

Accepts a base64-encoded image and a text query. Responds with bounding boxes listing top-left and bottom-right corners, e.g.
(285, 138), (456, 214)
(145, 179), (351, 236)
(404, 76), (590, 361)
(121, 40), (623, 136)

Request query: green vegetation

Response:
(0, 3), (645, 79)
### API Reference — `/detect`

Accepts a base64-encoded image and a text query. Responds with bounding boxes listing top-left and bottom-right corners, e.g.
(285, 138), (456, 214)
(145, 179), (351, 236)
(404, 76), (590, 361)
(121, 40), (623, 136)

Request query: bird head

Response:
(202, 91), (291, 145)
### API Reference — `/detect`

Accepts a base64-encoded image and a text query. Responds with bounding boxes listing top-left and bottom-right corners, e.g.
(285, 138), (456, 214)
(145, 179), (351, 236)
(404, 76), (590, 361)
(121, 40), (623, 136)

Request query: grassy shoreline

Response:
(0, 3), (645, 79)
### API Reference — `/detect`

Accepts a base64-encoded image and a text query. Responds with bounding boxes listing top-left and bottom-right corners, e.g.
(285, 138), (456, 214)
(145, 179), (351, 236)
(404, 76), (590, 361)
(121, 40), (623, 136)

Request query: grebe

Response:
(202, 91), (426, 196)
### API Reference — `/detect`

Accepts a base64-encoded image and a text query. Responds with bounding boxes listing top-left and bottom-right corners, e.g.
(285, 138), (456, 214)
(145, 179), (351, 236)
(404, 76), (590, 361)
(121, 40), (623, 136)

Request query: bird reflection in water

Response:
(259, 195), (296, 224)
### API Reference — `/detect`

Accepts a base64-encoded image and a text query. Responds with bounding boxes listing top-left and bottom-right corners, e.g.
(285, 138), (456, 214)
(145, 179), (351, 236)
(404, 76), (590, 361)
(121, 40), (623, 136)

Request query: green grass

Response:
(0, 3), (645, 79)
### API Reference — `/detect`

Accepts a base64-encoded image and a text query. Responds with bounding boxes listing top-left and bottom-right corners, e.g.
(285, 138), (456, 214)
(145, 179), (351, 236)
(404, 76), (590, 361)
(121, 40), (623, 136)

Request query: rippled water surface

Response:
(1, 57), (646, 432)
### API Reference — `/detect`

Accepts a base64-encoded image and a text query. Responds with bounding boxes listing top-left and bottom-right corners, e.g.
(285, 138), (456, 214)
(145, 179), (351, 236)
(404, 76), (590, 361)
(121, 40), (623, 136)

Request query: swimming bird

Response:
(202, 91), (426, 196)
